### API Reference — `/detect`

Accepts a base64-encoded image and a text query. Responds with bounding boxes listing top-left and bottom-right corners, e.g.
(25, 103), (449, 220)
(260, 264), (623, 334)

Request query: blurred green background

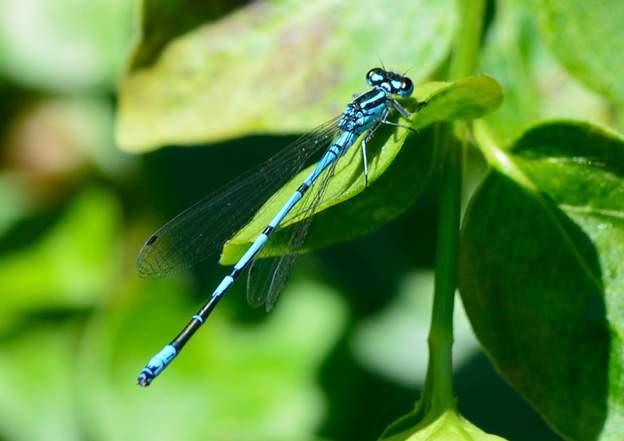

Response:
(0, 0), (620, 440)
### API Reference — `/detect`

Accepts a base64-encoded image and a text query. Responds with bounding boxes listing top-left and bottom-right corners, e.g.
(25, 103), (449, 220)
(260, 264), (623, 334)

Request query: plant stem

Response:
(450, 0), (486, 80)
(422, 0), (485, 415)
(425, 128), (462, 414)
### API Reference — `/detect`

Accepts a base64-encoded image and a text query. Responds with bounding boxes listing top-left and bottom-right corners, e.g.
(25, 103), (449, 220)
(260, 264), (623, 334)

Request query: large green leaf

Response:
(461, 120), (624, 440)
(479, 0), (611, 145)
(537, 0), (624, 104)
(116, 0), (457, 151)
(221, 76), (503, 264)
(128, 0), (244, 69)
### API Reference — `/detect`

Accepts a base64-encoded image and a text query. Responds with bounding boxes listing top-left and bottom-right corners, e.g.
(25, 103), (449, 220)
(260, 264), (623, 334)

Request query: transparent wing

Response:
(136, 118), (341, 277)
(246, 157), (341, 311)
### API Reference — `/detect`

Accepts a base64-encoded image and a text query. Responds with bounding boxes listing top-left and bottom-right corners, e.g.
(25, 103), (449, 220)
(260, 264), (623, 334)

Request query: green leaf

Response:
(380, 409), (507, 441)
(116, 0), (458, 152)
(220, 76), (503, 264)
(461, 120), (624, 440)
(478, 0), (611, 145)
(0, 188), (121, 331)
(537, 0), (624, 103)
(129, 0), (242, 70)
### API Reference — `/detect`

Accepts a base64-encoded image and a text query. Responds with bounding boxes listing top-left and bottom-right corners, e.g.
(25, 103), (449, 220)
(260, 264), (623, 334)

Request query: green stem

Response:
(450, 0), (486, 80)
(422, 0), (485, 415)
(425, 128), (462, 413)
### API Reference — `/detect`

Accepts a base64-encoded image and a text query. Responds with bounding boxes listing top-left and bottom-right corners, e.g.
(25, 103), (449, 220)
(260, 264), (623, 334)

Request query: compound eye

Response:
(366, 67), (385, 86)
(398, 77), (414, 97)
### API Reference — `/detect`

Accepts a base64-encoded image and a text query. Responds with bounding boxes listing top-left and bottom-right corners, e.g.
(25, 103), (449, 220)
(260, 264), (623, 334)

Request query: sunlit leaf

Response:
(462, 120), (624, 440)
(479, 0), (611, 145)
(129, 0), (246, 69)
(116, 0), (458, 151)
(221, 76), (502, 264)
(537, 0), (624, 103)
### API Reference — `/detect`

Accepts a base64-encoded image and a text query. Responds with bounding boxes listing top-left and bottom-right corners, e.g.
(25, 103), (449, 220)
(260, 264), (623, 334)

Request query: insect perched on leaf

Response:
(136, 67), (418, 387)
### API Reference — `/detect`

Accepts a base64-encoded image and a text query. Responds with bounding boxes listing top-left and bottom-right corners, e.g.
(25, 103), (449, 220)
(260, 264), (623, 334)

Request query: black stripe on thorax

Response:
(363, 96), (385, 110)
(357, 89), (386, 110)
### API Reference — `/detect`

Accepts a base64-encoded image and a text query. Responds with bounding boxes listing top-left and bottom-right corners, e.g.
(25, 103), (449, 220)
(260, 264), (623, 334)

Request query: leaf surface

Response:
(462, 120), (624, 440)
(116, 0), (457, 151)
(538, 0), (624, 103)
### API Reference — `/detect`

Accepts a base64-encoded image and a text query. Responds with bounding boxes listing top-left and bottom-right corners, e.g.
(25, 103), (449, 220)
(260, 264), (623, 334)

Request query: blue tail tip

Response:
(137, 370), (154, 387)
(136, 344), (177, 387)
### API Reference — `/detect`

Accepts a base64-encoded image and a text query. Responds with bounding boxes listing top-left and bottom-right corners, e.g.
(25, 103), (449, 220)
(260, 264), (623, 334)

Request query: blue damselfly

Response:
(136, 67), (416, 386)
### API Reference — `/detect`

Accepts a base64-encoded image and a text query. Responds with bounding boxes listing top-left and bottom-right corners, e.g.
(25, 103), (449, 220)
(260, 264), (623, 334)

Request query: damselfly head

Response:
(365, 67), (413, 97)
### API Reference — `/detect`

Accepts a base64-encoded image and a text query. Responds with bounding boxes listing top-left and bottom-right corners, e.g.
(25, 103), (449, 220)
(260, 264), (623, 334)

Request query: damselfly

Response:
(136, 67), (416, 386)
